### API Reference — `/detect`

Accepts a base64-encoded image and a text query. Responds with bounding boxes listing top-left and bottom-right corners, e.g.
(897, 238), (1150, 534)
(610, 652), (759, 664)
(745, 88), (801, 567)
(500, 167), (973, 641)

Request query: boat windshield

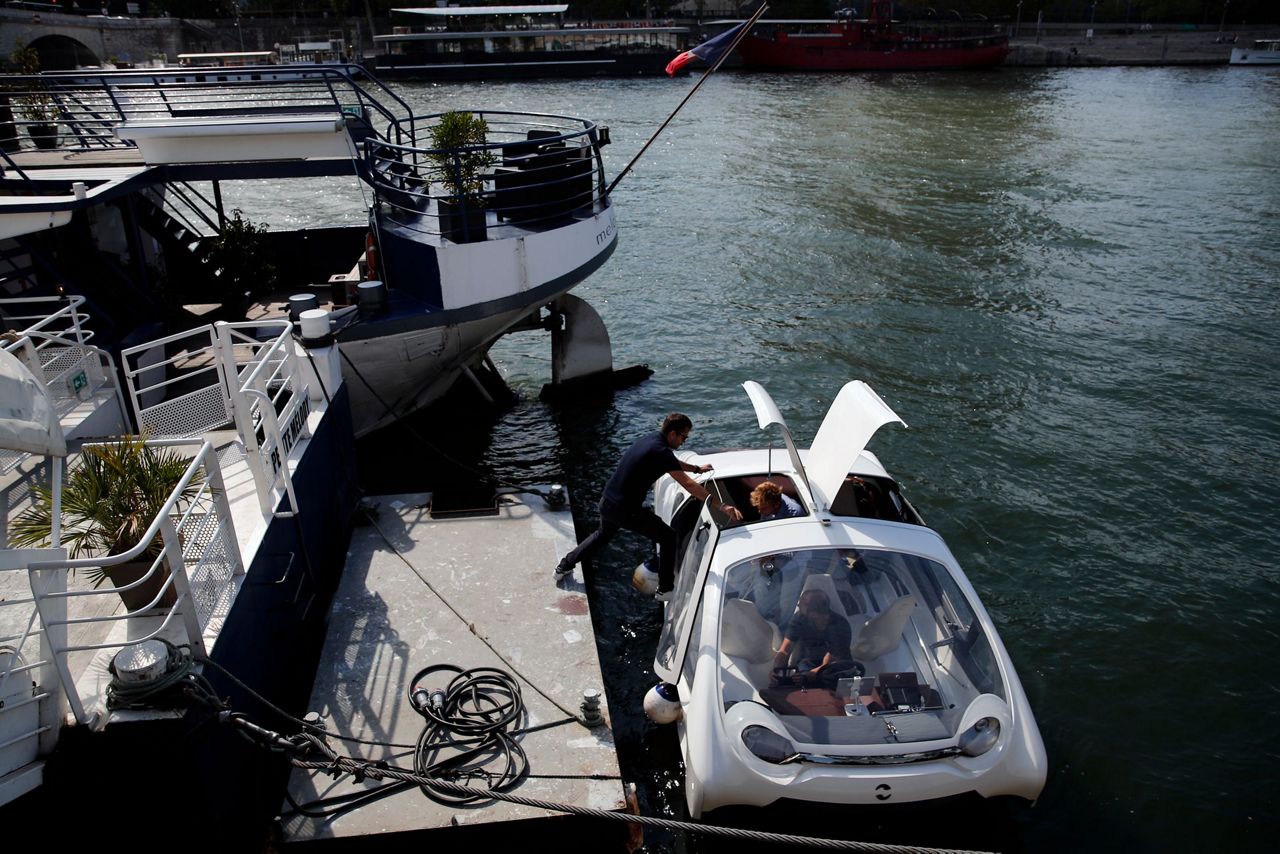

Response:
(718, 546), (1007, 746)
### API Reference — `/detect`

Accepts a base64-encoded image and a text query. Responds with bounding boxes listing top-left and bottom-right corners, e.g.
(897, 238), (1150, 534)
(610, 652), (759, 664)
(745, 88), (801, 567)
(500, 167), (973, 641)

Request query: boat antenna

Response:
(606, 2), (769, 196)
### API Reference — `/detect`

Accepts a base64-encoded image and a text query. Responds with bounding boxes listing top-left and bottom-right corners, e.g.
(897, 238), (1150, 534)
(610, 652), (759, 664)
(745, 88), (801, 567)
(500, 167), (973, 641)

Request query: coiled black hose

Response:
(408, 663), (529, 805)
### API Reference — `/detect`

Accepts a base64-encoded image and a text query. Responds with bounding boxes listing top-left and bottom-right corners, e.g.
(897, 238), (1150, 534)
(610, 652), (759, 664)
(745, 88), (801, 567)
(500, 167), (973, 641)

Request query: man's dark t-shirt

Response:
(785, 610), (853, 667)
(601, 432), (681, 510)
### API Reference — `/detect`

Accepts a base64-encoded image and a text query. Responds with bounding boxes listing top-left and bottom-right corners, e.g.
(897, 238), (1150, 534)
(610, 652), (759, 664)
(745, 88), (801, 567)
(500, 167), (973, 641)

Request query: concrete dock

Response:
(282, 489), (627, 844)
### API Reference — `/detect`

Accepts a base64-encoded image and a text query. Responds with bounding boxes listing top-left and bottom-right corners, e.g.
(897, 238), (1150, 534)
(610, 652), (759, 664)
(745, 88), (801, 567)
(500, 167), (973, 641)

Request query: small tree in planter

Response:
(9, 437), (208, 612)
(207, 209), (276, 316)
(428, 111), (496, 243)
(7, 44), (59, 149)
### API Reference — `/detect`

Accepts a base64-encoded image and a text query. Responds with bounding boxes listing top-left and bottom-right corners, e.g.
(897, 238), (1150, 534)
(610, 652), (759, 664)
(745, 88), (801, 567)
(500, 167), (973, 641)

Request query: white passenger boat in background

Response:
(645, 380), (1046, 816)
(369, 4), (689, 80)
(1229, 39), (1280, 65)
(1, 64), (621, 437)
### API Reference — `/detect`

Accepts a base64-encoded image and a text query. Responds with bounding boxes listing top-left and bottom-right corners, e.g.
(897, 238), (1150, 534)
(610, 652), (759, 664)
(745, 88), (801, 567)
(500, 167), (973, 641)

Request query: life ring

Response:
(364, 231), (379, 278)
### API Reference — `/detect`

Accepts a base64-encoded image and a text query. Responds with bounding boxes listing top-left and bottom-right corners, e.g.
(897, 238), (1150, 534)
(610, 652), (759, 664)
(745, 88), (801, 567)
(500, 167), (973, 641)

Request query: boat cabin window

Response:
(716, 546), (1006, 747)
(705, 473), (807, 526)
(829, 474), (916, 523)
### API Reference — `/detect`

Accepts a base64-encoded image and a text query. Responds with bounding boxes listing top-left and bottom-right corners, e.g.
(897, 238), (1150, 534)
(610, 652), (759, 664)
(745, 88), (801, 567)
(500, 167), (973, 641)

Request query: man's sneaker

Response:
(654, 588), (674, 603)
(553, 564), (573, 583)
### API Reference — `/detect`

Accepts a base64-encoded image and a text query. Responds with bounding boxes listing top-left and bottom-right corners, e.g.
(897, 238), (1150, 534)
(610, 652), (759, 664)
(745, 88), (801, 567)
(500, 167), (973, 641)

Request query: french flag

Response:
(665, 20), (751, 76)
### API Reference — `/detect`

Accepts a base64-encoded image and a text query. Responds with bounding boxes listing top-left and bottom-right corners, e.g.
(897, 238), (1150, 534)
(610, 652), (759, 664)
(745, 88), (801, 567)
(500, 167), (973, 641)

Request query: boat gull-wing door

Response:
(807, 380), (907, 512)
(653, 514), (720, 684)
(741, 381), (815, 507)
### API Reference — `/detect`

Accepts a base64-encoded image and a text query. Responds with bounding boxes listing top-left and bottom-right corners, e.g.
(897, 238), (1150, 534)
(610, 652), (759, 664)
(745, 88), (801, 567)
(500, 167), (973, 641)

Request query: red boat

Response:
(734, 1), (1010, 72)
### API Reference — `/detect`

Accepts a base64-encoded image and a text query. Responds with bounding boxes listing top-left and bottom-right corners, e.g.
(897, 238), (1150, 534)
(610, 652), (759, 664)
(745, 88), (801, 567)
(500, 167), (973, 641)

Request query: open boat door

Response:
(742, 381), (816, 507)
(806, 380), (907, 512)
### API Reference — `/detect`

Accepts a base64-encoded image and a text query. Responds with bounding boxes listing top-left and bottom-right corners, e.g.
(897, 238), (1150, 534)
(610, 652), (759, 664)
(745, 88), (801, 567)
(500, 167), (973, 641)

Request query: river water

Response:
(304, 67), (1277, 852)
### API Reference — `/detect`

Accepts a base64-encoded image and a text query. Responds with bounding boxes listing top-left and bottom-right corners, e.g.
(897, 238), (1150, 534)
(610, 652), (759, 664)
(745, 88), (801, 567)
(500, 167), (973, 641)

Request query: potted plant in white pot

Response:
(429, 110), (496, 243)
(9, 436), (207, 612)
(8, 44), (59, 150)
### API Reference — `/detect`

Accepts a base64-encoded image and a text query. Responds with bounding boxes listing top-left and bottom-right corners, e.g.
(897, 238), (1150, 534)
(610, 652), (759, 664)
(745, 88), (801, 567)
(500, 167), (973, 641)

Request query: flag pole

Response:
(605, 2), (769, 196)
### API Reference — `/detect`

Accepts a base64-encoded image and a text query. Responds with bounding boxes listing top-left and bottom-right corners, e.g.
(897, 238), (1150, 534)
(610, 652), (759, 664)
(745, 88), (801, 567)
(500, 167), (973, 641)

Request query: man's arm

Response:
(669, 470), (743, 521)
(772, 637), (794, 671)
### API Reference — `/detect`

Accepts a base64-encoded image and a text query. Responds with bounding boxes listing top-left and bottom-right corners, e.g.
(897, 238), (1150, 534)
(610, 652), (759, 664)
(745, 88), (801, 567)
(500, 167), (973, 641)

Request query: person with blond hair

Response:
(749, 480), (802, 521)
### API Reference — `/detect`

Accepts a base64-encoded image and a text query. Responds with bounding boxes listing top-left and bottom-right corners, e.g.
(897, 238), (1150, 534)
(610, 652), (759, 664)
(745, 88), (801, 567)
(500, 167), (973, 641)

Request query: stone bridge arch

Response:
(20, 34), (100, 70)
(1, 8), (183, 69)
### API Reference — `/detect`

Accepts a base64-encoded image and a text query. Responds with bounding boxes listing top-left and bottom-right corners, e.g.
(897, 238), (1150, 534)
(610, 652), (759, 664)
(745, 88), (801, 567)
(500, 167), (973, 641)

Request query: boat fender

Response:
(631, 556), (660, 595)
(644, 682), (682, 724)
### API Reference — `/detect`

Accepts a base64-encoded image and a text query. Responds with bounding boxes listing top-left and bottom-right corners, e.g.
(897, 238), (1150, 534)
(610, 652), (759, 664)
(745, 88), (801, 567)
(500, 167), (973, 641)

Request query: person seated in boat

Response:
(749, 480), (803, 521)
(770, 589), (860, 687)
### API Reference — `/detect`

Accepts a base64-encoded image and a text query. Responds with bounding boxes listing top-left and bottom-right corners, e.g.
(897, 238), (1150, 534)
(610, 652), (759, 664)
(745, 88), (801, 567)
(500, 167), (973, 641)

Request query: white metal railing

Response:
(220, 321), (309, 517)
(121, 320), (310, 516)
(1, 297), (129, 475)
(23, 439), (243, 725)
(0, 295), (92, 347)
(0, 548), (65, 796)
(120, 324), (236, 439)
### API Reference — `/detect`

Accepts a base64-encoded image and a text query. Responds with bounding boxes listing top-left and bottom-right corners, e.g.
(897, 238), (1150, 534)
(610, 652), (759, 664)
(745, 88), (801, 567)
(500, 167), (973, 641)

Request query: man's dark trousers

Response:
(558, 498), (678, 589)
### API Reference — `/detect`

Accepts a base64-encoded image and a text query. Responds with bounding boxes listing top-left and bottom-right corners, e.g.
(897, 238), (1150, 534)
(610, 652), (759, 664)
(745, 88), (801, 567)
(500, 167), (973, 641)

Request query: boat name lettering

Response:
(596, 216), (616, 246)
(270, 396), (312, 476)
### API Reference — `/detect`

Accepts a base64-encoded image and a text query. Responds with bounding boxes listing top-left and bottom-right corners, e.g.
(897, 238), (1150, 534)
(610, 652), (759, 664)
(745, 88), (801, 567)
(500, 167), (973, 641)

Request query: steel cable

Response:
(292, 731), (993, 854)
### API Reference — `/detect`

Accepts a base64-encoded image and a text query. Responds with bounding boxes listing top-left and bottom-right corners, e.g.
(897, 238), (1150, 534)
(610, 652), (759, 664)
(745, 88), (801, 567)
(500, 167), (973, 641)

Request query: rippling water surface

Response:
(331, 67), (1280, 852)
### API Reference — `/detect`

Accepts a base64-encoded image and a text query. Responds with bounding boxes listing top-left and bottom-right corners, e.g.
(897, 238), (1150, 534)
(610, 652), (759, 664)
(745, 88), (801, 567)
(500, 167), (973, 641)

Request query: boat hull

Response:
(367, 49), (674, 81)
(1229, 47), (1280, 65)
(736, 34), (1010, 71)
(340, 205), (619, 436)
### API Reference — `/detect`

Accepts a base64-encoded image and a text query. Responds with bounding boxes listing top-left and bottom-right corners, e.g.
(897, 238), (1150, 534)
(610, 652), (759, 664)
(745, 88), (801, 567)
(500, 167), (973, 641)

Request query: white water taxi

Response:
(646, 380), (1046, 815)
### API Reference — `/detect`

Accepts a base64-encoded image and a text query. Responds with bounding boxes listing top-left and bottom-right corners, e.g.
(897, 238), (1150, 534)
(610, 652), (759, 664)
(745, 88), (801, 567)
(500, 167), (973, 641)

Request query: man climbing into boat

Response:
(554, 413), (742, 601)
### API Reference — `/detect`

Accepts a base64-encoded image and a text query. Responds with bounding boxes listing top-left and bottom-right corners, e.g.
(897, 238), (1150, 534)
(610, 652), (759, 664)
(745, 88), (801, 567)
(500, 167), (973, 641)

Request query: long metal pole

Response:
(606, 3), (769, 196)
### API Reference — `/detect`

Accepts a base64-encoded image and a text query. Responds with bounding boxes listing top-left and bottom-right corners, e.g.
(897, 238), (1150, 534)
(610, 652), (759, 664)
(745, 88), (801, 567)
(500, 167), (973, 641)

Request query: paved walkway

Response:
(1008, 27), (1280, 66)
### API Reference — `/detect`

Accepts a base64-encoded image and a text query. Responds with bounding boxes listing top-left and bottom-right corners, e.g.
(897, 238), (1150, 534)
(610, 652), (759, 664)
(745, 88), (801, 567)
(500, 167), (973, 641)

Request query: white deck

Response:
(283, 490), (626, 841)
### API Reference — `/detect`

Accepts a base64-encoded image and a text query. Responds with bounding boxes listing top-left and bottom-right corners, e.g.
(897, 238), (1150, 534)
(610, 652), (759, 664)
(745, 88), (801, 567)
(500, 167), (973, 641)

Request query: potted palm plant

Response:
(429, 110), (496, 243)
(8, 44), (58, 149)
(9, 436), (206, 612)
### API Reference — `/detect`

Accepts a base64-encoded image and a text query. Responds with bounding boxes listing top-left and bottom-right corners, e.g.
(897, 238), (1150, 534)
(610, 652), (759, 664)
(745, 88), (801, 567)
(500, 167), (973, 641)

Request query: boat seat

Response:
(794, 574), (849, 621)
(721, 597), (780, 691)
(785, 574), (857, 665)
(830, 475), (901, 520)
(850, 594), (917, 661)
